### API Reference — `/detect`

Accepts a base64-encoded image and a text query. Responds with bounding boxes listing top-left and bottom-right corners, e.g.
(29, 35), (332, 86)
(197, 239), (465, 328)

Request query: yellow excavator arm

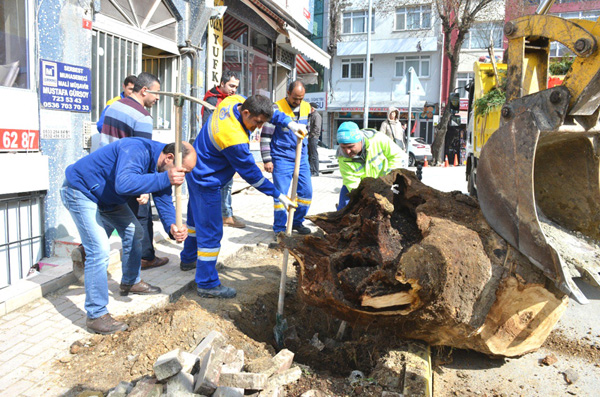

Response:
(476, 5), (600, 304)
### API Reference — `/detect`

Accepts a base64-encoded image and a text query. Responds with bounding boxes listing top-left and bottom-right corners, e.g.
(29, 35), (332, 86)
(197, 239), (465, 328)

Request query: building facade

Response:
(327, 1), (444, 146)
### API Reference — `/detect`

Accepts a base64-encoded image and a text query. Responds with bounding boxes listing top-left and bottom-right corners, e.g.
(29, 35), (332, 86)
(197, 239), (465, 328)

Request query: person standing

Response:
(61, 138), (195, 334)
(379, 106), (406, 151)
(96, 75), (137, 133)
(100, 72), (169, 270)
(336, 121), (404, 210)
(260, 81), (313, 236)
(201, 71), (245, 229)
(182, 94), (303, 298)
(307, 102), (322, 177)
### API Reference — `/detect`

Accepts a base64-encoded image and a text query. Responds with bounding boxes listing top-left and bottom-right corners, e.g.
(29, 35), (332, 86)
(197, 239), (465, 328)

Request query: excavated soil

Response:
(55, 247), (409, 396)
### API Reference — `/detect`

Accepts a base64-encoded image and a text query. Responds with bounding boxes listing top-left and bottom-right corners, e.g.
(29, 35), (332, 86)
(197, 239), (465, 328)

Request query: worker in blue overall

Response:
(260, 81), (313, 236)
(181, 94), (306, 298)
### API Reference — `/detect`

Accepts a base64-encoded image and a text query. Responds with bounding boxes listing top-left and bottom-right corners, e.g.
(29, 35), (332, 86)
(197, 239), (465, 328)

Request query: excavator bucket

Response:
(475, 11), (600, 304)
(477, 87), (600, 304)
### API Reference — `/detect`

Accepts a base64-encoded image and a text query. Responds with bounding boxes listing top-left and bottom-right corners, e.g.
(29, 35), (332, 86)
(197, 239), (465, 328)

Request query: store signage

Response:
(39, 59), (91, 112)
(82, 19), (92, 30)
(207, 0), (224, 87)
(460, 98), (469, 111)
(303, 92), (326, 110)
(271, 0), (312, 32)
(0, 128), (40, 151)
(40, 109), (72, 140)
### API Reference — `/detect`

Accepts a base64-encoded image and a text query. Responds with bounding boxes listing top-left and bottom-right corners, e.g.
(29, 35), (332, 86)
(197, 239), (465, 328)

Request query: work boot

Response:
(141, 256), (169, 270)
(119, 281), (161, 296)
(292, 224), (311, 235)
(223, 216), (246, 228)
(86, 313), (128, 335)
(71, 244), (86, 281)
(180, 261), (196, 271)
(197, 284), (237, 299)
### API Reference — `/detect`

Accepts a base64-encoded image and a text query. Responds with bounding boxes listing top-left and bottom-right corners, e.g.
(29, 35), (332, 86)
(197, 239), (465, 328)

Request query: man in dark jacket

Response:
(61, 138), (196, 334)
(307, 102), (322, 176)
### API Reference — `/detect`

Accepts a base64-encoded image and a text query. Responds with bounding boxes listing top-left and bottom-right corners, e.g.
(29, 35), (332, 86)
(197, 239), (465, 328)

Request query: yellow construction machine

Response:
(466, 0), (600, 304)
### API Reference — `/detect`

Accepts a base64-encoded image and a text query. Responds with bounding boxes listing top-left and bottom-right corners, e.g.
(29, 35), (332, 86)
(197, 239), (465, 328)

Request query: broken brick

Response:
(128, 377), (163, 397)
(194, 347), (226, 395)
(267, 366), (302, 388)
(192, 330), (227, 361)
(222, 349), (245, 374)
(153, 349), (184, 381)
(166, 371), (194, 394)
(219, 372), (268, 390)
(213, 386), (244, 397)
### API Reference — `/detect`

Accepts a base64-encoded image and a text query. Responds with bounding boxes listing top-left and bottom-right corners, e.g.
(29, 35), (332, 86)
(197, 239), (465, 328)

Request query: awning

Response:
(285, 26), (331, 69)
(295, 54), (318, 84)
(337, 36), (438, 56)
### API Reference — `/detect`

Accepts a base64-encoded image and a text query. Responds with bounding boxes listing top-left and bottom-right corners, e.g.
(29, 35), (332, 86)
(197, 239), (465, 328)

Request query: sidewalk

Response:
(0, 172), (343, 396)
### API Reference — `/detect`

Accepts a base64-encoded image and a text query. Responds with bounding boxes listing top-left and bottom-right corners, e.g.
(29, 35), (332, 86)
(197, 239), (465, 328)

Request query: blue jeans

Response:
(272, 156), (313, 233)
(221, 178), (233, 218)
(60, 184), (143, 319)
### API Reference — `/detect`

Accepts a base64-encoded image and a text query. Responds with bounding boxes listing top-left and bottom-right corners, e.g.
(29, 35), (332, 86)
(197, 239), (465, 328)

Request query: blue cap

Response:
(337, 122), (362, 144)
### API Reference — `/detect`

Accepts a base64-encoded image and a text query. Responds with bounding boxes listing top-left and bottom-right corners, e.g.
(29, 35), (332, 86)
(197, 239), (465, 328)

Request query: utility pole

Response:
(363, 0), (373, 129)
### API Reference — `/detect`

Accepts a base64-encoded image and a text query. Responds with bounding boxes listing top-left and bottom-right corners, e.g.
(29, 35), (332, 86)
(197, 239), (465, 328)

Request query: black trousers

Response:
(126, 197), (155, 261)
(308, 137), (320, 175)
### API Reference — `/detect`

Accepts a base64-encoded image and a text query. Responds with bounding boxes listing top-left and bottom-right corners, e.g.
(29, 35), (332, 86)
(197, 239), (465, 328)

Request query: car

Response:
(407, 137), (432, 166)
(316, 141), (339, 174)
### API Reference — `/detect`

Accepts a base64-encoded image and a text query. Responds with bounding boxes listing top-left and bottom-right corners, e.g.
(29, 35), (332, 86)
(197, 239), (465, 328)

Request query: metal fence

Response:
(0, 192), (45, 289)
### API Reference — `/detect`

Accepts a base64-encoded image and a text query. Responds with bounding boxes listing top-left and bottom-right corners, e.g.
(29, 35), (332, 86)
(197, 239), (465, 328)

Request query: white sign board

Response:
(303, 92), (326, 111)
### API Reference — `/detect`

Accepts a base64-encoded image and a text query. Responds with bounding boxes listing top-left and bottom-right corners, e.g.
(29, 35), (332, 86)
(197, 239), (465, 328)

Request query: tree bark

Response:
(284, 170), (568, 357)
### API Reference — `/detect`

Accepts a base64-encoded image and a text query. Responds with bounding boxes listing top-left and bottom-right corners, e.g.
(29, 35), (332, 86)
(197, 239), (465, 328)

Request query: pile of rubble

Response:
(104, 330), (302, 396)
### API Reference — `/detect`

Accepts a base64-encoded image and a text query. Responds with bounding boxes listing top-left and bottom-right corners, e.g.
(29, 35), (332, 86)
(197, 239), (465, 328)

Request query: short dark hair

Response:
(123, 75), (137, 87)
(241, 95), (274, 119)
(287, 80), (305, 94)
(220, 70), (239, 85)
(134, 72), (160, 93)
(309, 102), (318, 109)
(162, 142), (191, 159)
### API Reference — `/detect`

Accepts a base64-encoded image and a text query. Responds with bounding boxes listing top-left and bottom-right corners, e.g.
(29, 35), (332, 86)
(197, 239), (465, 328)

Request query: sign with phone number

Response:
(39, 59), (91, 112)
(0, 129), (39, 151)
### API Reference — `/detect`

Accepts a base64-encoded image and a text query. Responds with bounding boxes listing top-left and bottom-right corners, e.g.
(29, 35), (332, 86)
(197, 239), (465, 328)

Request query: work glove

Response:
(288, 121), (308, 139)
(278, 194), (298, 210)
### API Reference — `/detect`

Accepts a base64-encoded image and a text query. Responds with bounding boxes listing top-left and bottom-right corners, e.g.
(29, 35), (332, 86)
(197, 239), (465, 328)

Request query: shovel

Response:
(147, 90), (215, 229)
(274, 136), (303, 348)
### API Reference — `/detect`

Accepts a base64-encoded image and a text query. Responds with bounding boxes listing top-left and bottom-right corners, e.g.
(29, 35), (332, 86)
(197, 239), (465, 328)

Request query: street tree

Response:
(374, 0), (503, 163)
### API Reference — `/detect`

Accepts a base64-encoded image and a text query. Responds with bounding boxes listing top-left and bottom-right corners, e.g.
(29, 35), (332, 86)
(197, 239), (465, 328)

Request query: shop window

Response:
(395, 56), (430, 78)
(342, 11), (375, 34)
(0, 192), (44, 288)
(224, 14), (248, 45)
(142, 55), (177, 130)
(462, 22), (503, 50)
(341, 58), (372, 79)
(224, 44), (248, 96)
(395, 5), (431, 31)
(0, 0), (30, 89)
(251, 30), (272, 57)
(91, 30), (140, 121)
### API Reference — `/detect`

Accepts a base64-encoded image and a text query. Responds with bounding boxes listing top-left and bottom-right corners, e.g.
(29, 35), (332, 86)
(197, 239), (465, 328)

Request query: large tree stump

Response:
(284, 170), (568, 357)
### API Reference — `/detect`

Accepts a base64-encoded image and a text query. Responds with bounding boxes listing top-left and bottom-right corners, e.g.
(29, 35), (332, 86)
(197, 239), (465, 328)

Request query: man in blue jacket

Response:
(260, 81), (313, 235)
(181, 94), (305, 298)
(61, 138), (196, 334)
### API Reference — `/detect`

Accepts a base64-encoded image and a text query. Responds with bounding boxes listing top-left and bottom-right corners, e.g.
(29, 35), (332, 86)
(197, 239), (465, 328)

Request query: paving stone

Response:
(258, 384), (284, 396)
(106, 381), (134, 397)
(154, 349), (184, 381)
(128, 376), (163, 397)
(267, 366), (302, 388)
(181, 351), (200, 374)
(270, 349), (294, 375)
(219, 372), (268, 390)
(193, 347), (224, 395)
(222, 349), (244, 374)
(213, 386), (244, 397)
(166, 371), (194, 394)
(191, 330), (227, 361)
(0, 378), (35, 396)
(246, 349), (294, 378)
(0, 340), (34, 362)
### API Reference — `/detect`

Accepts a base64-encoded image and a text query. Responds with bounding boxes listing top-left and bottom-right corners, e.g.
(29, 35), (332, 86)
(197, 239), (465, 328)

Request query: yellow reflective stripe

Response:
(197, 248), (220, 258)
(188, 229), (196, 235)
(297, 197), (312, 205)
(274, 203), (285, 210)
